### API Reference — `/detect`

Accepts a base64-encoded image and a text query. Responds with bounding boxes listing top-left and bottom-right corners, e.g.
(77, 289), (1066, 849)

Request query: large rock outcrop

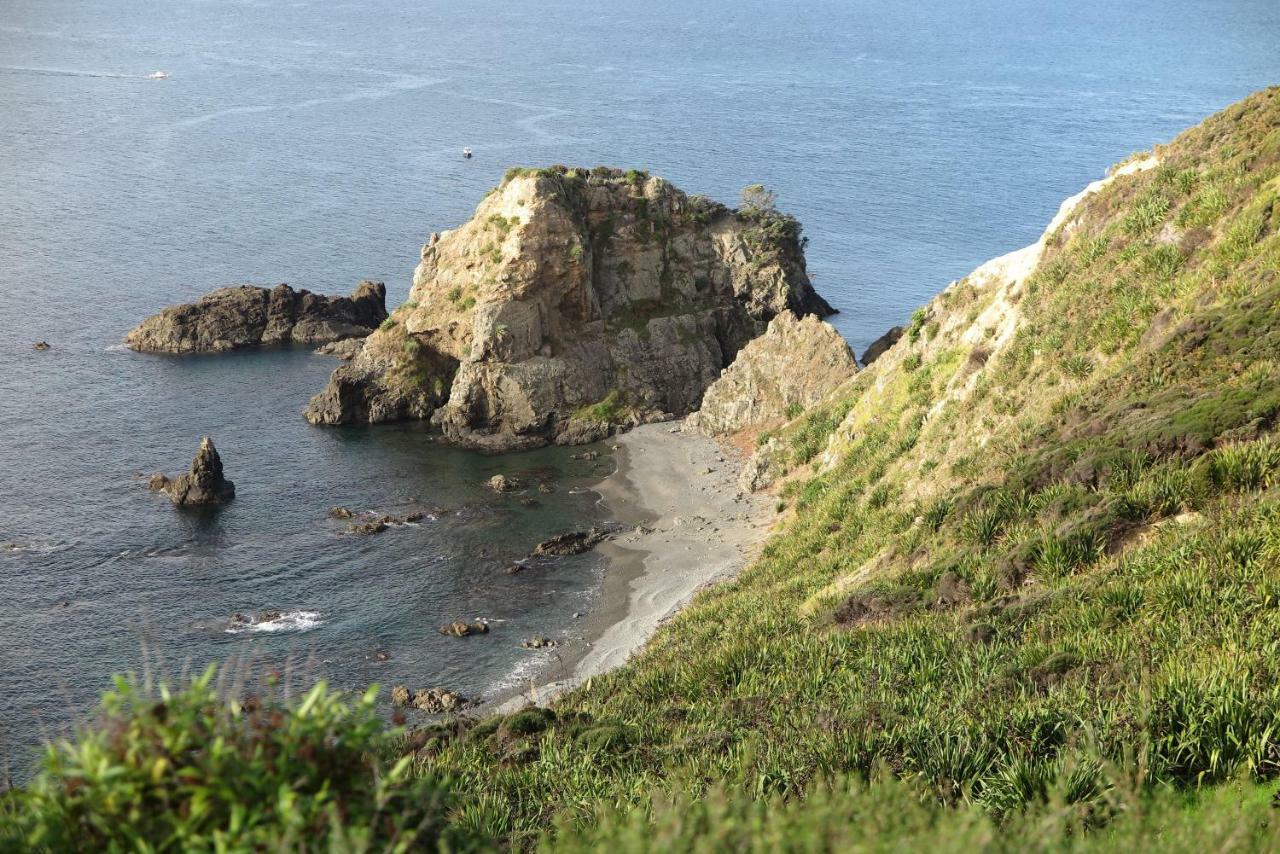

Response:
(126, 281), (387, 353)
(686, 311), (856, 436)
(305, 167), (833, 449)
(149, 437), (236, 506)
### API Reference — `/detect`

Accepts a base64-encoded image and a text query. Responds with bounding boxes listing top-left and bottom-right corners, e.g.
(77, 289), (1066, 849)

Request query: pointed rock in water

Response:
(125, 281), (387, 353)
(153, 437), (235, 506)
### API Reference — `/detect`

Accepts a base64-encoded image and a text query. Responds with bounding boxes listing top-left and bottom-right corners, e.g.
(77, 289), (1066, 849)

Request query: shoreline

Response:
(491, 421), (774, 713)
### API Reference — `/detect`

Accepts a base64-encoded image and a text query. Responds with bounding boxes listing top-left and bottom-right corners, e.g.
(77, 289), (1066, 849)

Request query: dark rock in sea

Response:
(391, 684), (412, 706)
(439, 620), (489, 637)
(328, 506), (354, 519)
(374, 649), (391, 662)
(33, 341), (50, 350)
(532, 527), (611, 557)
(347, 519), (388, 536)
(125, 281), (387, 353)
(861, 325), (904, 367)
(151, 437), (235, 506)
(521, 637), (557, 649)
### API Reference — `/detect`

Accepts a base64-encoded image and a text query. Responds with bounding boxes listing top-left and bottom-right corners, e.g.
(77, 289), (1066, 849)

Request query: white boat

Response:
(462, 147), (473, 159)
(148, 71), (169, 80)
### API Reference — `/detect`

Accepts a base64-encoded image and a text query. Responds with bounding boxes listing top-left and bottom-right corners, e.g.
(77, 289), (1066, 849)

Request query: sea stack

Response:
(304, 166), (835, 450)
(150, 437), (236, 506)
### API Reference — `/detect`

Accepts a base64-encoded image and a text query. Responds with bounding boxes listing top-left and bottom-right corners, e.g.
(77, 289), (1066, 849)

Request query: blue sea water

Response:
(0, 0), (1276, 775)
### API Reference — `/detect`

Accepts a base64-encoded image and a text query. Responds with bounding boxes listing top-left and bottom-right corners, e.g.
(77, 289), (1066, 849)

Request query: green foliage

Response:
(573, 389), (629, 424)
(907, 306), (928, 342)
(0, 668), (466, 851)
(379, 317), (396, 331)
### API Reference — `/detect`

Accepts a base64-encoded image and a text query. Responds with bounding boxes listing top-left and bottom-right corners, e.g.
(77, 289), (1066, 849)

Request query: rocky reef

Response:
(149, 437), (235, 506)
(305, 167), (833, 449)
(126, 281), (387, 353)
(686, 311), (855, 436)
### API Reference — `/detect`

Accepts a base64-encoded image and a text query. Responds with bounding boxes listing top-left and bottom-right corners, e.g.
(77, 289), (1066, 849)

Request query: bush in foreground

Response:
(0, 667), (470, 852)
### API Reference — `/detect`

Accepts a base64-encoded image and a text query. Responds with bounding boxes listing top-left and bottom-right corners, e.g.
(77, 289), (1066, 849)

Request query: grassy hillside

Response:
(5, 88), (1280, 850)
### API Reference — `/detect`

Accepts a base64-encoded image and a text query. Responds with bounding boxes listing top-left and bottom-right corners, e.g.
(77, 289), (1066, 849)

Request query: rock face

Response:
(687, 312), (856, 436)
(126, 281), (387, 353)
(150, 437), (235, 506)
(860, 325), (903, 367)
(305, 167), (834, 449)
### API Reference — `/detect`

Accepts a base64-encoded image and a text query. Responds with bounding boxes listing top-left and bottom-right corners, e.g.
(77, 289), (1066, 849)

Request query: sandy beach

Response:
(494, 421), (774, 712)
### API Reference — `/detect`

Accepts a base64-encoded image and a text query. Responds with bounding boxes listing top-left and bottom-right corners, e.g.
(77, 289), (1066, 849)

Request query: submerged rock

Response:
(521, 637), (557, 649)
(687, 311), (856, 436)
(33, 341), (50, 350)
(151, 437), (235, 506)
(126, 281), (387, 353)
(305, 167), (833, 449)
(532, 527), (611, 557)
(440, 620), (490, 637)
(486, 474), (518, 493)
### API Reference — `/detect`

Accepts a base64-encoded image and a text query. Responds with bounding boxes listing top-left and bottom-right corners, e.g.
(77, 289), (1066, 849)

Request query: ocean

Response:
(1, 0), (1276, 775)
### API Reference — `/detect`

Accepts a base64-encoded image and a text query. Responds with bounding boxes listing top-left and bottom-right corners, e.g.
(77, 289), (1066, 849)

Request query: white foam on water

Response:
(225, 610), (323, 635)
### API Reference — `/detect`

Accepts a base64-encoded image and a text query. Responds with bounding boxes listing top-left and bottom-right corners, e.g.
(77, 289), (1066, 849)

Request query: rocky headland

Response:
(304, 167), (834, 450)
(125, 281), (387, 353)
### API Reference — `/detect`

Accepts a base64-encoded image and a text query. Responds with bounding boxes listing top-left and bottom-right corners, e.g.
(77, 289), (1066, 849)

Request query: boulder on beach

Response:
(686, 311), (856, 436)
(150, 437), (235, 506)
(125, 281), (387, 353)
(304, 167), (834, 449)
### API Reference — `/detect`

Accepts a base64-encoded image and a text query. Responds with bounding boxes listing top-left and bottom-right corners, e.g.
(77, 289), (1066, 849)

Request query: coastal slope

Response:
(417, 87), (1280, 843)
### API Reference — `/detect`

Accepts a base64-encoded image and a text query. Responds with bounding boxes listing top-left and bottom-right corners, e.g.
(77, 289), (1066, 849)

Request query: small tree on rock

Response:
(739, 183), (778, 216)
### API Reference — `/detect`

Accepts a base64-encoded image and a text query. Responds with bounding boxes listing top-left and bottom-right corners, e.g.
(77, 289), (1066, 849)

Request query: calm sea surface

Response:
(1, 0), (1276, 774)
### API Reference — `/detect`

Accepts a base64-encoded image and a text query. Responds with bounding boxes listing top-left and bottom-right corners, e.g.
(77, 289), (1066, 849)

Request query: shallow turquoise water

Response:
(0, 0), (1277, 774)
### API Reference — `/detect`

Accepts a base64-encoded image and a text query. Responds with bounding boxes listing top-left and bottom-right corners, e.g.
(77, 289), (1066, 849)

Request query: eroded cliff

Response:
(305, 167), (833, 449)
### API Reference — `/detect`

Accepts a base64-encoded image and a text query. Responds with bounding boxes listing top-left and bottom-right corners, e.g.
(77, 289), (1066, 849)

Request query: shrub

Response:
(907, 307), (928, 343)
(0, 668), (466, 850)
